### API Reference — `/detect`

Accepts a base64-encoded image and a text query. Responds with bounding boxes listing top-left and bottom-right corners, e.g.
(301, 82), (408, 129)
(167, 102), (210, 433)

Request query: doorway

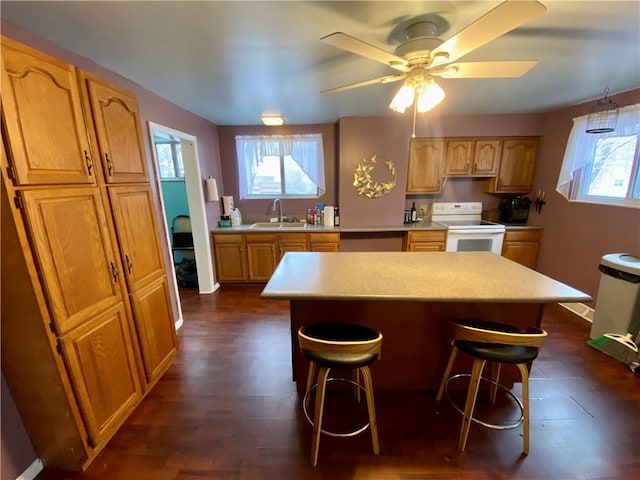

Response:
(148, 122), (217, 327)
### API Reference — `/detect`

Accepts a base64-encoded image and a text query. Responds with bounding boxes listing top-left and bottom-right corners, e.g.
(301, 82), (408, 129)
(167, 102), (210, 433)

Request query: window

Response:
(154, 132), (184, 179)
(557, 104), (640, 208)
(235, 134), (325, 199)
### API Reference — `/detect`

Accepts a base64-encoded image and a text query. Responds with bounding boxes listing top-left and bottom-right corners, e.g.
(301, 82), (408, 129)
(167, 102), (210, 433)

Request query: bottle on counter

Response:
(334, 206), (340, 226)
(410, 202), (417, 222)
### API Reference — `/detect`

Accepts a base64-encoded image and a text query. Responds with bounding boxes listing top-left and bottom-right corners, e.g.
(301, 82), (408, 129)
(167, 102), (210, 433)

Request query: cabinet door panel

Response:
(83, 75), (148, 183)
(472, 139), (501, 176)
(246, 243), (277, 281)
(496, 139), (537, 192)
(109, 186), (165, 291)
(213, 240), (246, 282)
(59, 303), (141, 447)
(21, 187), (122, 333)
(445, 139), (473, 176)
(407, 139), (445, 193)
(130, 276), (177, 385)
(1, 38), (93, 185)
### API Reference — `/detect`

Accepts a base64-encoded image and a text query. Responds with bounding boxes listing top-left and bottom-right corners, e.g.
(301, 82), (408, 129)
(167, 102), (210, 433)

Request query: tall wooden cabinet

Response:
(0, 36), (177, 470)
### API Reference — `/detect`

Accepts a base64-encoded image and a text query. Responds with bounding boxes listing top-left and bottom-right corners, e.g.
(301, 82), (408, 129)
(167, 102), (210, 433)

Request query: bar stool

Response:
(436, 319), (547, 454)
(298, 322), (383, 466)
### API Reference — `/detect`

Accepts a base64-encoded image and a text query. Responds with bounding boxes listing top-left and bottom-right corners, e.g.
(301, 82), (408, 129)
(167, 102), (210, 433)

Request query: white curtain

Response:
(235, 134), (325, 198)
(556, 104), (640, 199)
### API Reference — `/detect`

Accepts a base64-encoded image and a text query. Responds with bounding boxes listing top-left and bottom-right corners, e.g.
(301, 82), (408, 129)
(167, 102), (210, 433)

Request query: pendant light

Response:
(586, 87), (619, 134)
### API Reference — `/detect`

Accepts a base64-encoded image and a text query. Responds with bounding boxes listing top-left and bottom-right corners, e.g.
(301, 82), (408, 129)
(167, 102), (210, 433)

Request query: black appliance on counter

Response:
(499, 196), (531, 223)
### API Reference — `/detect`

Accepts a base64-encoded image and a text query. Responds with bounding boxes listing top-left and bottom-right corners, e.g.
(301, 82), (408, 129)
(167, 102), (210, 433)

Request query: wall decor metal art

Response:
(353, 155), (397, 199)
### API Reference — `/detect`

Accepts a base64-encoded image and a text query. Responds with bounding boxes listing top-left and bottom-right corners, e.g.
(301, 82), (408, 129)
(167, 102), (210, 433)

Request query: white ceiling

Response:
(2, 1), (639, 126)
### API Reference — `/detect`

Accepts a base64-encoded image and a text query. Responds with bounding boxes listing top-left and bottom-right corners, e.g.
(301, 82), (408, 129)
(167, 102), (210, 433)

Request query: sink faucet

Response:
(272, 198), (283, 222)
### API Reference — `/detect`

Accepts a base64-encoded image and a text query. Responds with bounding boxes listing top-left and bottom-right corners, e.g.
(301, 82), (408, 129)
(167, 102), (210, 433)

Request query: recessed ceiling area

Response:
(1, 1), (638, 125)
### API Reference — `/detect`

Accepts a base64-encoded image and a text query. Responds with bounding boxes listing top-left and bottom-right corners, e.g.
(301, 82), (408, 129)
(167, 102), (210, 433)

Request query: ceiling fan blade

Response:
(430, 0), (547, 68)
(430, 60), (538, 78)
(321, 32), (410, 71)
(322, 73), (407, 94)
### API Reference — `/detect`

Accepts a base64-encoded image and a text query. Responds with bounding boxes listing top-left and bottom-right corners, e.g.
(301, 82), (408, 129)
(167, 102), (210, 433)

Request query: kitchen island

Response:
(261, 251), (591, 391)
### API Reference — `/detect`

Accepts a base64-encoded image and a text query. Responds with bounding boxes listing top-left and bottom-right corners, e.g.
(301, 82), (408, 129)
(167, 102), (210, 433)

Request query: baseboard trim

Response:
(559, 302), (594, 322)
(16, 458), (43, 480)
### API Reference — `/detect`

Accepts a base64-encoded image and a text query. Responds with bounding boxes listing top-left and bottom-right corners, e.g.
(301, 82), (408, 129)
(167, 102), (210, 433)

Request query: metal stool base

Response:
(444, 373), (524, 430)
(303, 377), (370, 437)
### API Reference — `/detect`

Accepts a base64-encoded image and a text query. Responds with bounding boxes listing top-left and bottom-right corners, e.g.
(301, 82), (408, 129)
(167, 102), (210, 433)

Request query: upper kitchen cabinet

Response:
(406, 139), (445, 194)
(18, 187), (124, 335)
(445, 138), (501, 177)
(108, 185), (166, 291)
(79, 71), (149, 184)
(0, 36), (95, 185)
(485, 137), (538, 194)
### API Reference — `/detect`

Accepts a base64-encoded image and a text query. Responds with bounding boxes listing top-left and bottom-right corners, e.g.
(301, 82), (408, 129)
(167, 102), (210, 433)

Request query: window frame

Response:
(557, 104), (640, 209)
(235, 134), (326, 200)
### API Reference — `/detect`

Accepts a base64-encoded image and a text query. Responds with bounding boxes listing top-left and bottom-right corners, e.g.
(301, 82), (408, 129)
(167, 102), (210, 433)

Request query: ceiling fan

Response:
(321, 0), (547, 113)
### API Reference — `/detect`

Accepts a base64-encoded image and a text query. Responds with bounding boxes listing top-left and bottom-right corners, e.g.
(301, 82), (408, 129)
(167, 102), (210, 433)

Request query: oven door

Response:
(445, 228), (505, 254)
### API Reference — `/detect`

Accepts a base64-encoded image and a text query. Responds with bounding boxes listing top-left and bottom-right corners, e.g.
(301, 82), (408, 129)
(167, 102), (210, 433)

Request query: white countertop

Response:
(261, 251), (592, 304)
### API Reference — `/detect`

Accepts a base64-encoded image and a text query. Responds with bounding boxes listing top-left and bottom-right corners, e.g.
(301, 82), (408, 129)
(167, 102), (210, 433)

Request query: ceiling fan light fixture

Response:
(261, 114), (284, 126)
(389, 82), (416, 113)
(416, 79), (445, 112)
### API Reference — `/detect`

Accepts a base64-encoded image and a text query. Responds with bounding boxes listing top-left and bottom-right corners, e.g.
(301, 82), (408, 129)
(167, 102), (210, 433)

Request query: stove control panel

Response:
(432, 202), (483, 216)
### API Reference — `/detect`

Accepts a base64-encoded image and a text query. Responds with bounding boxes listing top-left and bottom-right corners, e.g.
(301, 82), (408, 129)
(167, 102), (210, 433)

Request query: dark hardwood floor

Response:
(37, 286), (639, 480)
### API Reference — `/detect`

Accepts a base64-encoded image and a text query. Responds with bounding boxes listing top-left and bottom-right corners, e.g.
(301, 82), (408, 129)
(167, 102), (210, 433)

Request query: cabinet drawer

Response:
(212, 233), (244, 244)
(245, 233), (277, 243)
(309, 233), (340, 243)
(279, 233), (307, 242)
(406, 230), (447, 242)
(504, 229), (542, 242)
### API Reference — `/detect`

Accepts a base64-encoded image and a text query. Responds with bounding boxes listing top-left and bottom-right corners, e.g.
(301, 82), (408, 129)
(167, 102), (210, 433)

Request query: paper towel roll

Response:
(205, 177), (219, 202)
(324, 206), (334, 227)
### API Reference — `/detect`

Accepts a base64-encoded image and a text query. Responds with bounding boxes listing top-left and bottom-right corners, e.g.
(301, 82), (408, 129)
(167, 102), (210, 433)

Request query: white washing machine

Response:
(590, 253), (640, 339)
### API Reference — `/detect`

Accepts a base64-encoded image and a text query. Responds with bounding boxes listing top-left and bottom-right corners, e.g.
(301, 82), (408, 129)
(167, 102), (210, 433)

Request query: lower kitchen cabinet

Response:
(59, 302), (142, 448)
(129, 275), (177, 385)
(212, 234), (247, 282)
(246, 234), (278, 281)
(213, 231), (340, 283)
(309, 232), (340, 252)
(402, 230), (447, 251)
(278, 233), (308, 259)
(501, 228), (542, 269)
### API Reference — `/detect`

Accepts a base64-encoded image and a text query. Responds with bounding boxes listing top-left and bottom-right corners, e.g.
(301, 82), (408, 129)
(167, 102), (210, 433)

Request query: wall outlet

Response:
(419, 205), (428, 214)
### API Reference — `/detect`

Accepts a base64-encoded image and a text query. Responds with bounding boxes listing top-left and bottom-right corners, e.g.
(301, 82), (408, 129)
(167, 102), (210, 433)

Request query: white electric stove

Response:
(432, 202), (505, 254)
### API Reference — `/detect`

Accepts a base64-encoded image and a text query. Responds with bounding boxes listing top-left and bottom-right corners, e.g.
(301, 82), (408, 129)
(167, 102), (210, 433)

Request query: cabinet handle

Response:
(110, 261), (119, 282)
(84, 150), (93, 176)
(125, 255), (133, 274)
(105, 153), (114, 176)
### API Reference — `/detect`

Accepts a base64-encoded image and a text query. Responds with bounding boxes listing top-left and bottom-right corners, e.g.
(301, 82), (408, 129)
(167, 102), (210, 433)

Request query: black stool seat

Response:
(436, 318), (547, 454)
(304, 350), (378, 369)
(454, 319), (540, 364)
(298, 322), (383, 466)
(301, 323), (380, 368)
(302, 322), (379, 342)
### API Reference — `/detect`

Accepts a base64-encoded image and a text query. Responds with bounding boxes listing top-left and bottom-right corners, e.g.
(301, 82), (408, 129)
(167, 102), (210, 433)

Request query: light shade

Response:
(416, 80), (445, 112)
(389, 76), (445, 114)
(261, 115), (284, 126)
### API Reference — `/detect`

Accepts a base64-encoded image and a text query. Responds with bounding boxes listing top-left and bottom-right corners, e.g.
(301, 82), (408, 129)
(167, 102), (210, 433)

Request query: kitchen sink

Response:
(249, 222), (307, 229)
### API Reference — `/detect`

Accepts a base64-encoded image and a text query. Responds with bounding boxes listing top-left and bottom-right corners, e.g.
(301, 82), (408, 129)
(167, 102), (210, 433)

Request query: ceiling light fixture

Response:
(261, 114), (284, 126)
(389, 71), (445, 114)
(585, 87), (619, 134)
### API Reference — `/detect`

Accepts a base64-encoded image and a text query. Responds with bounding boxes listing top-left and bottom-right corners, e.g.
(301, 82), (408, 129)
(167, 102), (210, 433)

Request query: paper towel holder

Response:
(205, 177), (219, 202)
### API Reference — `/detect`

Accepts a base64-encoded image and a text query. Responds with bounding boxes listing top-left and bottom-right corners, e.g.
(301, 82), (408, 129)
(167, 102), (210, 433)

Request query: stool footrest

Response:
(303, 377), (371, 437)
(444, 373), (524, 430)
